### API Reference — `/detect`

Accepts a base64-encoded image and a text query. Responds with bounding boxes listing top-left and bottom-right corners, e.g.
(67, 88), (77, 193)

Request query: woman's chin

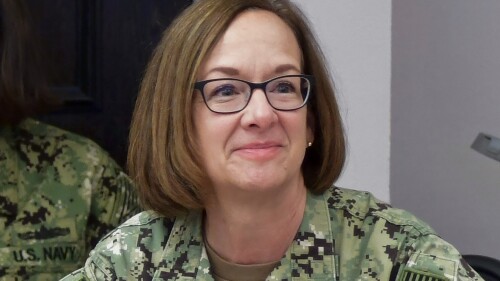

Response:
(230, 174), (295, 194)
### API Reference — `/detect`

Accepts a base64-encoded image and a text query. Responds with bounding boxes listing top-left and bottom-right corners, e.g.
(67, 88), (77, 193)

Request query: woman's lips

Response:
(233, 142), (283, 160)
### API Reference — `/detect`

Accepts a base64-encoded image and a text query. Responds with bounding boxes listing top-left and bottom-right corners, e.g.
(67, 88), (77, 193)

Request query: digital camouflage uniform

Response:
(62, 187), (483, 281)
(0, 119), (140, 280)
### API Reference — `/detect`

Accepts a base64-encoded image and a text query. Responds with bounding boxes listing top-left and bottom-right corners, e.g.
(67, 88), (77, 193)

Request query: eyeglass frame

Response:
(193, 74), (315, 114)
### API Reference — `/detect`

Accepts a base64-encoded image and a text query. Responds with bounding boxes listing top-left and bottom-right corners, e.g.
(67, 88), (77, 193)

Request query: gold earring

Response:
(307, 142), (312, 147)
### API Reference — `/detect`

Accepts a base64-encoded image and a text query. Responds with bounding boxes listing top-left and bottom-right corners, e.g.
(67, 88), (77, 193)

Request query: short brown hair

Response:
(128, 0), (346, 217)
(0, 0), (58, 125)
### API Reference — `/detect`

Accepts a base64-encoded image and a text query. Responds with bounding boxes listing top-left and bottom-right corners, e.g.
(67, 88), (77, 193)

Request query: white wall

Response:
(292, 1), (392, 202)
(391, 1), (500, 258)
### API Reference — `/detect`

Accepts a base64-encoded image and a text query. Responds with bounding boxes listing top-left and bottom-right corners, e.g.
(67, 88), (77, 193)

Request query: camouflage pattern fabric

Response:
(0, 119), (140, 280)
(61, 187), (483, 281)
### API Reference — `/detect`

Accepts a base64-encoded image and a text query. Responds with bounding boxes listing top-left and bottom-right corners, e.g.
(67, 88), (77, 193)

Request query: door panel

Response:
(27, 0), (192, 167)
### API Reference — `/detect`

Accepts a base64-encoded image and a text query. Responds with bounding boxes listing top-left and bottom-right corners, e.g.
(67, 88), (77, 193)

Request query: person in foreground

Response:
(0, 0), (140, 279)
(62, 0), (483, 280)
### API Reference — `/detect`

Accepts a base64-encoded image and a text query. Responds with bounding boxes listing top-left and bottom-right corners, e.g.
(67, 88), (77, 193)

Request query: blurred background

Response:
(28, 0), (500, 260)
(29, 0), (192, 167)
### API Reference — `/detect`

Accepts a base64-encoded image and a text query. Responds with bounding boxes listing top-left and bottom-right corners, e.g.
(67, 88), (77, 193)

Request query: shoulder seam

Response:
(328, 187), (436, 236)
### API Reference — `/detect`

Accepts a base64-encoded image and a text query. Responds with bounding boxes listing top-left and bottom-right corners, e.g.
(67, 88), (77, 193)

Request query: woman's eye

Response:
(212, 85), (237, 97)
(275, 82), (295, 93)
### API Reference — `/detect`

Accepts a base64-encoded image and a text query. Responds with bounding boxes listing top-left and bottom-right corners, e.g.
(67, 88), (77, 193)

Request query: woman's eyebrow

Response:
(204, 64), (301, 78)
(273, 64), (301, 74)
(205, 66), (240, 77)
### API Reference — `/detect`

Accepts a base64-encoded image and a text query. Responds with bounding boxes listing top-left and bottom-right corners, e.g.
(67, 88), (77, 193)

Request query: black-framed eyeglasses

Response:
(194, 74), (314, 114)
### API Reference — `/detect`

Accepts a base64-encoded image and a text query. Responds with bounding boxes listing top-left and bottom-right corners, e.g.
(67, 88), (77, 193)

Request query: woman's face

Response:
(193, 10), (313, 195)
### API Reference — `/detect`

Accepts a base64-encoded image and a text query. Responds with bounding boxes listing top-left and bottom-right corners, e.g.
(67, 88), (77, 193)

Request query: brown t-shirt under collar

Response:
(205, 240), (280, 281)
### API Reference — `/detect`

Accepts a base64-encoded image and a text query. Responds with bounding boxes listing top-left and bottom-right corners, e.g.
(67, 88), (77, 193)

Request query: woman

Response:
(63, 0), (482, 280)
(0, 0), (139, 279)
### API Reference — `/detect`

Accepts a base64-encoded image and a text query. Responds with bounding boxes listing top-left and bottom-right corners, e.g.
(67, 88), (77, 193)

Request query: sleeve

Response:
(59, 260), (112, 281)
(62, 213), (176, 281)
(59, 225), (133, 281)
(59, 268), (92, 281)
(85, 148), (141, 249)
(395, 233), (484, 281)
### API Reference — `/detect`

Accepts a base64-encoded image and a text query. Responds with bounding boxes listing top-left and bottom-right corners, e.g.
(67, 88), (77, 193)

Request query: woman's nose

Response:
(240, 89), (277, 129)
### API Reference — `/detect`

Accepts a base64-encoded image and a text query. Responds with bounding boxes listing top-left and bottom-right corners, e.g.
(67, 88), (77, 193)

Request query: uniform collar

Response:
(154, 191), (338, 280)
(271, 190), (339, 280)
(153, 211), (207, 279)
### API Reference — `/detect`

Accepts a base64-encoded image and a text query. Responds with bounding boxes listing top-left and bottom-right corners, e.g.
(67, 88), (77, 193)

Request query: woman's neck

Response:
(203, 182), (307, 265)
